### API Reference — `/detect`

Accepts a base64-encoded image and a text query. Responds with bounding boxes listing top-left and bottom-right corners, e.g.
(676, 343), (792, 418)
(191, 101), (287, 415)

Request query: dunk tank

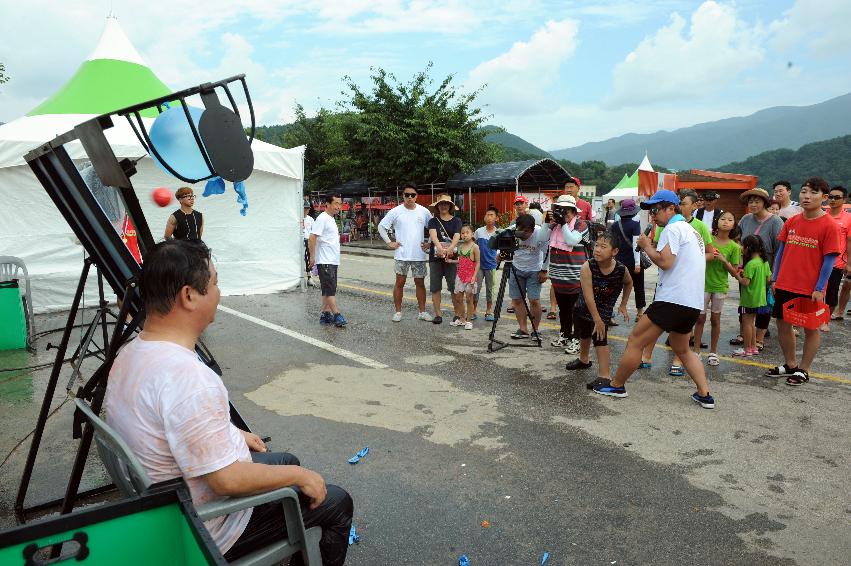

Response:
(0, 77), (313, 565)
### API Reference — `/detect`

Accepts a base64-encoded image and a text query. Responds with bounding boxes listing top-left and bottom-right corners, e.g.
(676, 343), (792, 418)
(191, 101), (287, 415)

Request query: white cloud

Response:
(311, 0), (479, 34)
(468, 18), (580, 116)
(769, 0), (851, 56)
(605, 1), (764, 109)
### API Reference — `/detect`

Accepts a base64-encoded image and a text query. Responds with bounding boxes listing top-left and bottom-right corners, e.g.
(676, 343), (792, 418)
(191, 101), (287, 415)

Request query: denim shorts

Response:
(508, 268), (542, 301)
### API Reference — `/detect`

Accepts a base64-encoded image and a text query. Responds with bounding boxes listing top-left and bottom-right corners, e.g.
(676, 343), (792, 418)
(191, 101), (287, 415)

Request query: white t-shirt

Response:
(654, 220), (706, 310)
(104, 337), (252, 554)
(378, 204), (432, 261)
(302, 215), (314, 239)
(311, 211), (340, 265)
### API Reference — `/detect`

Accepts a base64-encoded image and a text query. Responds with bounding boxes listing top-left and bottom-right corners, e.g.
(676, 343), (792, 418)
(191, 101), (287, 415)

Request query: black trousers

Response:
(554, 291), (579, 338)
(223, 452), (353, 566)
(627, 265), (647, 311)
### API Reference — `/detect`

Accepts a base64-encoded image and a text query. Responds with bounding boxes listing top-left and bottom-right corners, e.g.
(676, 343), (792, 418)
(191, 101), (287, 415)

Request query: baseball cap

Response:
(513, 195), (529, 204)
(639, 189), (680, 209)
(565, 176), (581, 187)
(702, 191), (719, 200)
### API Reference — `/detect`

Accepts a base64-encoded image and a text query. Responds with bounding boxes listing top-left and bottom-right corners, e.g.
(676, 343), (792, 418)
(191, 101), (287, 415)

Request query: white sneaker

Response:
(464, 321), (473, 330)
(418, 311), (434, 322)
(449, 317), (465, 327)
(564, 338), (580, 355)
(550, 332), (567, 347)
(392, 312), (403, 322)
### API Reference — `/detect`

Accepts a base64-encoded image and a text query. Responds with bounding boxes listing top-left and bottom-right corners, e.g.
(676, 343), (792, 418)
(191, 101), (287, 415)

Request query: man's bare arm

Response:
(205, 461), (328, 510)
(164, 215), (176, 240)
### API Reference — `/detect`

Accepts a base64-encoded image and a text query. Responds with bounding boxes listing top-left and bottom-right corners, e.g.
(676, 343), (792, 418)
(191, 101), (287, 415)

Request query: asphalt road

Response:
(1, 248), (849, 565)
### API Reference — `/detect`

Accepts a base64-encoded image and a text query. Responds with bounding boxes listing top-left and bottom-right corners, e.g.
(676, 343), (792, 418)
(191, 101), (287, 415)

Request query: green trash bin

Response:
(0, 280), (27, 350)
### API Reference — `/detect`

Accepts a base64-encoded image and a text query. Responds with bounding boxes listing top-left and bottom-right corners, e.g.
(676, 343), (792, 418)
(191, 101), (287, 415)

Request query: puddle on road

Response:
(246, 364), (506, 449)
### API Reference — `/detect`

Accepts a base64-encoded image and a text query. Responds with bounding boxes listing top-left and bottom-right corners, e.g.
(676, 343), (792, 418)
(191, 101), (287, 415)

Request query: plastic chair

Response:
(0, 256), (35, 347)
(74, 398), (322, 566)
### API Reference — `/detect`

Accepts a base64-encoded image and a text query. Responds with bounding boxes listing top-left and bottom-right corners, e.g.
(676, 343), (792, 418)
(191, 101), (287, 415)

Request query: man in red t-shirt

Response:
(564, 177), (594, 222)
(825, 185), (851, 320)
(766, 177), (841, 385)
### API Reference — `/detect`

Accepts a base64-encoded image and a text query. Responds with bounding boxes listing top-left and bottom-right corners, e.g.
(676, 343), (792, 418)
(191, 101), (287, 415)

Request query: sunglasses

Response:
(828, 195), (845, 200)
(403, 193), (417, 198)
(180, 195), (195, 199)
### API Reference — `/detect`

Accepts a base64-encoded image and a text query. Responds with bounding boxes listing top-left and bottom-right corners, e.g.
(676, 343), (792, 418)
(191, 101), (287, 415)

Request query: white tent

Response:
(0, 17), (305, 312)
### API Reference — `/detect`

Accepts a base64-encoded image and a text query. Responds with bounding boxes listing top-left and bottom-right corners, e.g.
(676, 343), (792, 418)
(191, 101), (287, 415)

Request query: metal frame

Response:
(14, 80), (252, 523)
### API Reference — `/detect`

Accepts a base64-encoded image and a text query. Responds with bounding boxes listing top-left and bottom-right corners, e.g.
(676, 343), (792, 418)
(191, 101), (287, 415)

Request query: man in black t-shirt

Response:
(165, 186), (204, 241)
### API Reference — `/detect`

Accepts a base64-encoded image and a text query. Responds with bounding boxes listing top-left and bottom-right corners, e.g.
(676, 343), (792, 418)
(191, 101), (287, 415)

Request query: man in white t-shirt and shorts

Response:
(592, 189), (715, 409)
(105, 239), (353, 563)
(378, 182), (434, 322)
(309, 194), (346, 327)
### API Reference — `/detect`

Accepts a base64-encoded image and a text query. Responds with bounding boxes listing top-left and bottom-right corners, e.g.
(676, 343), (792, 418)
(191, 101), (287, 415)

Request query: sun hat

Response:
(553, 194), (578, 210)
(639, 189), (680, 209)
(513, 194), (529, 204)
(617, 198), (639, 217)
(739, 187), (771, 205)
(429, 194), (457, 213)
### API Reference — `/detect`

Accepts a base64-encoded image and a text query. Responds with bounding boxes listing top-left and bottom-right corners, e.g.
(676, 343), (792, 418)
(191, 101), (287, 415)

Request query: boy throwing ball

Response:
(566, 232), (633, 387)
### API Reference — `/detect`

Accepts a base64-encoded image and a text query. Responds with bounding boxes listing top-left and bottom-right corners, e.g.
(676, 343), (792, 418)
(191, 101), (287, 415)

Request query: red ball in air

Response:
(151, 187), (173, 207)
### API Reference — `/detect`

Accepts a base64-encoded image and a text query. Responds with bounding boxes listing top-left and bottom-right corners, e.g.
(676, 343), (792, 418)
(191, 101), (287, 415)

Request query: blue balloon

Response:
(148, 105), (211, 180)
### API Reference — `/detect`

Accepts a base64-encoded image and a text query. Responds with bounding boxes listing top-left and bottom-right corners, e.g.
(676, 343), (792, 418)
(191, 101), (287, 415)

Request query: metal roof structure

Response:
(446, 158), (573, 192)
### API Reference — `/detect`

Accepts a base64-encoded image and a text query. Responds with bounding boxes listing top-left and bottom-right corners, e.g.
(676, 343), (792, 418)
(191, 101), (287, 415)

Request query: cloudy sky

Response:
(1, 0), (849, 150)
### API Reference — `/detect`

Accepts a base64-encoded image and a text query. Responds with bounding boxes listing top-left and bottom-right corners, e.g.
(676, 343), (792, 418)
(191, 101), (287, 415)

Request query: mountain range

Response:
(549, 92), (851, 170)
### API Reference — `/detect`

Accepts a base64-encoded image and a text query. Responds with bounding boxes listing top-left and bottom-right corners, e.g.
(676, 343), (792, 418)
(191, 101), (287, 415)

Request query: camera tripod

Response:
(487, 256), (543, 352)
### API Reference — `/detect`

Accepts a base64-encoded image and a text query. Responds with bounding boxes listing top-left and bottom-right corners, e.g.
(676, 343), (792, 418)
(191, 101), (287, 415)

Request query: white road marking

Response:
(217, 305), (389, 369)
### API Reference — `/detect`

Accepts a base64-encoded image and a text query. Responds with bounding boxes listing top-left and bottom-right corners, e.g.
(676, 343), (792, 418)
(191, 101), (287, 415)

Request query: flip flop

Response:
(638, 361), (652, 369)
(546, 312), (557, 320)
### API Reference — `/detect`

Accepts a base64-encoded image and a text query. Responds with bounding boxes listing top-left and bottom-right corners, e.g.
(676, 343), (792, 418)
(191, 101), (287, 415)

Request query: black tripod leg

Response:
(15, 259), (92, 522)
(488, 265), (512, 352)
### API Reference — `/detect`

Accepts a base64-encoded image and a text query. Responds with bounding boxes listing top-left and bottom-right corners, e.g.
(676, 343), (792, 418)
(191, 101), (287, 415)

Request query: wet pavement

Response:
(1, 248), (849, 565)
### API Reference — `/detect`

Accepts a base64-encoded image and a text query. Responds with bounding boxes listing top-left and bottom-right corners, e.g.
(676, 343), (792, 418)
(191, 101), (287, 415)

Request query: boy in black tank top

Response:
(565, 233), (633, 388)
(164, 187), (204, 241)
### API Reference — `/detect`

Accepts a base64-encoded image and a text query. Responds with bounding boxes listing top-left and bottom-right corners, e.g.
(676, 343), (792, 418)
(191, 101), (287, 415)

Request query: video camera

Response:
(552, 206), (567, 225)
(488, 227), (520, 253)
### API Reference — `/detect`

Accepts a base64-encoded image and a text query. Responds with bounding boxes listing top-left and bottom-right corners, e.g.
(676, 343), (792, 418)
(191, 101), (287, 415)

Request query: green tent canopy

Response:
(27, 17), (170, 118)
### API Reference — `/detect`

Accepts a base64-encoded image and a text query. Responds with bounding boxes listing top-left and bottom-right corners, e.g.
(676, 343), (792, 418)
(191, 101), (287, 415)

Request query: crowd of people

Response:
(306, 177), (850, 409)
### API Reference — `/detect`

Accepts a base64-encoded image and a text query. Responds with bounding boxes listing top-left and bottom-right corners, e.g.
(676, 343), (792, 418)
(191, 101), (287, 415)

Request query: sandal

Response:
(638, 361), (652, 369)
(765, 364), (795, 377)
(707, 353), (719, 366)
(669, 365), (685, 377)
(830, 315), (844, 321)
(729, 335), (744, 346)
(755, 341), (764, 352)
(546, 311), (557, 320)
(785, 370), (809, 386)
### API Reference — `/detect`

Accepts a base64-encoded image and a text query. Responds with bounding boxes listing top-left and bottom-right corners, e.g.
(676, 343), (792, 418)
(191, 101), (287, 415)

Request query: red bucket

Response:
(782, 298), (830, 330)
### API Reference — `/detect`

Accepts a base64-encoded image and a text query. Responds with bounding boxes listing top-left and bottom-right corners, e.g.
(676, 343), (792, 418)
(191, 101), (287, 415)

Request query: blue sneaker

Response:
(319, 311), (332, 325)
(485, 313), (495, 322)
(691, 392), (715, 409)
(592, 381), (628, 398)
(333, 313), (347, 327)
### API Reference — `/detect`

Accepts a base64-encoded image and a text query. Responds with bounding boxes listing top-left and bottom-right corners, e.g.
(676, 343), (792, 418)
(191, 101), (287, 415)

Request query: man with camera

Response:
(501, 213), (550, 339)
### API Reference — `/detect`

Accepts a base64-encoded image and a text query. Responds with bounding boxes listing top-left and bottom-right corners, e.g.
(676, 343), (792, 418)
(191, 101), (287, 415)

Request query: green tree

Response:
(338, 63), (500, 188)
(282, 105), (360, 192)
(0, 62), (10, 86)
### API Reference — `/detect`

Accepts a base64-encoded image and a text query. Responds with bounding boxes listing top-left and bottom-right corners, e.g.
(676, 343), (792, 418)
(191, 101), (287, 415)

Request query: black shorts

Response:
(574, 316), (608, 346)
(645, 301), (700, 335)
(317, 264), (338, 296)
(825, 267), (844, 308)
(771, 287), (810, 319)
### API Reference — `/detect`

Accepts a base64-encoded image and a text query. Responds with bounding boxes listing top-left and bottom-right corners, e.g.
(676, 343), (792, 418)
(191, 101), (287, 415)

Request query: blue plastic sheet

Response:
(348, 525), (360, 545)
(348, 446), (369, 464)
(459, 555), (469, 566)
(541, 551), (550, 565)
(203, 176), (249, 216)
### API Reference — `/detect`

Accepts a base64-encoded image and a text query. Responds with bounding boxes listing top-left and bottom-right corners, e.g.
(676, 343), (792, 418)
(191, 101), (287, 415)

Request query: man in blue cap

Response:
(591, 189), (716, 409)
